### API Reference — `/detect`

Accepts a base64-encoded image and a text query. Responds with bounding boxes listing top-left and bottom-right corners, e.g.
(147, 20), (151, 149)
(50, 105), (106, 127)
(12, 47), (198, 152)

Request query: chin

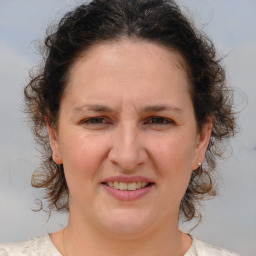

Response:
(98, 208), (156, 237)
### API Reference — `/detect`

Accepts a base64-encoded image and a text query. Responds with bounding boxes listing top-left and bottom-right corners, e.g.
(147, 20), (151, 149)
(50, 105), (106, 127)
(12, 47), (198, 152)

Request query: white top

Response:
(0, 235), (241, 256)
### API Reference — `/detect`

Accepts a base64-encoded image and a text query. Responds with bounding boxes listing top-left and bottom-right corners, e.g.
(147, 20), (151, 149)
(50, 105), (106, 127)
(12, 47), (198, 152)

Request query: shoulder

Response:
(0, 235), (61, 256)
(185, 237), (241, 256)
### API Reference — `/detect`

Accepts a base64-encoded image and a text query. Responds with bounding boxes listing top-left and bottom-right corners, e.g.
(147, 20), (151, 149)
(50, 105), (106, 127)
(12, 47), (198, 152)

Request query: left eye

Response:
(146, 117), (173, 125)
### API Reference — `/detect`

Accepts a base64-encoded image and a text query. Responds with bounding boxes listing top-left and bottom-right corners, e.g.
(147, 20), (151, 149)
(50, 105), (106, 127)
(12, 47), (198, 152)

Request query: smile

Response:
(104, 181), (150, 191)
(102, 180), (154, 200)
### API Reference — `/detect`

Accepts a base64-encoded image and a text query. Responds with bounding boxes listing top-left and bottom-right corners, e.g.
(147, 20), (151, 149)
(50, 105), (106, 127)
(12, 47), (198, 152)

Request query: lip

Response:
(101, 175), (155, 201)
(101, 175), (155, 183)
(102, 183), (154, 200)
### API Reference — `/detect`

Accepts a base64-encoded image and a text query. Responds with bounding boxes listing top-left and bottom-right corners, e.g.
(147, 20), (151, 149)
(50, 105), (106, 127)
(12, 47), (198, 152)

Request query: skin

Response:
(48, 39), (212, 256)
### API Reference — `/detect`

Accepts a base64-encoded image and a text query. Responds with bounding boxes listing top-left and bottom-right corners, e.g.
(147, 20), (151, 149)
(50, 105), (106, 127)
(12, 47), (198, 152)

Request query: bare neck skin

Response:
(51, 211), (192, 256)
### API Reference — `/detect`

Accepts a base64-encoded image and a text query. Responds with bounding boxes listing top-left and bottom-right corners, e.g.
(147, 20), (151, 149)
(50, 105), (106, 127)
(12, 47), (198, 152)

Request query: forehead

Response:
(63, 39), (192, 108)
(67, 39), (190, 85)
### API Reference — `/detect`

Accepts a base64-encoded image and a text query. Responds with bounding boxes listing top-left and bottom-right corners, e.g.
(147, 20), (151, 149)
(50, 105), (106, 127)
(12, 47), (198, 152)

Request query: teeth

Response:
(136, 181), (142, 189)
(105, 181), (150, 190)
(127, 182), (137, 191)
(114, 181), (119, 189)
(119, 182), (128, 190)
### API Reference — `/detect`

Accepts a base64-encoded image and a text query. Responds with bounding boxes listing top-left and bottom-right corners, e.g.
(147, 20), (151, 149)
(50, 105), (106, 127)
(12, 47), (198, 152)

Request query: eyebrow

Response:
(74, 104), (182, 113)
(143, 104), (182, 112)
(74, 104), (113, 113)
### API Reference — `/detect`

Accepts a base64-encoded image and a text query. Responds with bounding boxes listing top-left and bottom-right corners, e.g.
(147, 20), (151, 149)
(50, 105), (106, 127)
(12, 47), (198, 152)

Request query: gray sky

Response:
(0, 0), (255, 255)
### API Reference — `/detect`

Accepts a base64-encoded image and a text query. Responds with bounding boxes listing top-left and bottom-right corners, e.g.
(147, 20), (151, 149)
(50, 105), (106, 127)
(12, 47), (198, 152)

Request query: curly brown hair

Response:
(24, 0), (236, 223)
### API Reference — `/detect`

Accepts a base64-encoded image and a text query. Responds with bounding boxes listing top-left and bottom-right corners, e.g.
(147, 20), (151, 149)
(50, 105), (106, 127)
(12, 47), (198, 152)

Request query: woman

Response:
(0, 0), (239, 255)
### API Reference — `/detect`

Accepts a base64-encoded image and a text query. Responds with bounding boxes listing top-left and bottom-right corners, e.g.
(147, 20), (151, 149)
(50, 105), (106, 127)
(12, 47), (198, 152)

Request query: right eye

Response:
(80, 117), (111, 129)
(83, 117), (105, 124)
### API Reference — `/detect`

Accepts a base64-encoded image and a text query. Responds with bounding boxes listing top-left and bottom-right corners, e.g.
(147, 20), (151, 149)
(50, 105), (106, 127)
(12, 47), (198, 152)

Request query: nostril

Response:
(108, 142), (148, 170)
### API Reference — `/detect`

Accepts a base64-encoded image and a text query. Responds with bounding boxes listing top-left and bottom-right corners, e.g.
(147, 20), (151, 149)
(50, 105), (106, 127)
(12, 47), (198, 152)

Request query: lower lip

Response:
(102, 184), (154, 200)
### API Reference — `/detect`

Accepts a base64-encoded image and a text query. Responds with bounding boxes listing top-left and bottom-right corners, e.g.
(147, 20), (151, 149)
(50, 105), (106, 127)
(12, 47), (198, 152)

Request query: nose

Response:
(108, 123), (148, 170)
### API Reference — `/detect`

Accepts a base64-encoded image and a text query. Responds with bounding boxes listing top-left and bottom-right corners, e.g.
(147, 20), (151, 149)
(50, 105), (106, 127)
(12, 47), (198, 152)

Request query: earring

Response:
(55, 154), (59, 157)
(193, 162), (202, 171)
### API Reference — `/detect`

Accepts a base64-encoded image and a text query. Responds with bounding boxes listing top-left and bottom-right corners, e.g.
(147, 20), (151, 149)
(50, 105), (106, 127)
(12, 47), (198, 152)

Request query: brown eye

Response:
(80, 117), (111, 128)
(84, 117), (105, 124)
(147, 117), (173, 125)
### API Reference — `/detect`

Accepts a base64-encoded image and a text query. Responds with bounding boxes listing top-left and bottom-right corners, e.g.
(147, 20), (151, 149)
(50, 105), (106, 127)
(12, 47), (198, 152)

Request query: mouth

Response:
(102, 181), (153, 191)
(101, 177), (155, 200)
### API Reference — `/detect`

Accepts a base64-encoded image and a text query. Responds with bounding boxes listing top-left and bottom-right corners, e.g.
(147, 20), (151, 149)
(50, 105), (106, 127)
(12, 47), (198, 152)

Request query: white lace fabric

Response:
(0, 235), (241, 256)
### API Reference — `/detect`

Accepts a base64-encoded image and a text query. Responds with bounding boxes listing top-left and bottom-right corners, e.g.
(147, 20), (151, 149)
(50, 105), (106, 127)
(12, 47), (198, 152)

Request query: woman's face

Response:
(49, 39), (211, 236)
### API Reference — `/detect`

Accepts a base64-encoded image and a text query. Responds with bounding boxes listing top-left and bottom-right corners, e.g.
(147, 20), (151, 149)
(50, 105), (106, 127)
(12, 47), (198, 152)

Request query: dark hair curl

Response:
(24, 0), (236, 223)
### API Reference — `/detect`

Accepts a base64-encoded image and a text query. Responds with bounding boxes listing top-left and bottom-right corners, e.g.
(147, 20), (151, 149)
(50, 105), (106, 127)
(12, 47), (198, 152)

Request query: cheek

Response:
(59, 132), (109, 188)
(151, 135), (195, 192)
(153, 135), (195, 169)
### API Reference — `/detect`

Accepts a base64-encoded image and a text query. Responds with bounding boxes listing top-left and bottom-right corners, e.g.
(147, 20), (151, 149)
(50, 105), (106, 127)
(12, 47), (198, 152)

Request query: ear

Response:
(192, 120), (212, 170)
(46, 123), (63, 165)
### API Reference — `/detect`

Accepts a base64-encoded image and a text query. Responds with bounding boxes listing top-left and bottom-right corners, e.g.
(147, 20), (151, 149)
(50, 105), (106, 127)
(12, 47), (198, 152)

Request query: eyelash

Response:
(145, 117), (173, 125)
(80, 116), (174, 127)
(81, 117), (107, 125)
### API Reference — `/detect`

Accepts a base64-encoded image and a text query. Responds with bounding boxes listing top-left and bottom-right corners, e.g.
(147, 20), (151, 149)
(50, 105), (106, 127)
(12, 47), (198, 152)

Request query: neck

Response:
(54, 213), (191, 256)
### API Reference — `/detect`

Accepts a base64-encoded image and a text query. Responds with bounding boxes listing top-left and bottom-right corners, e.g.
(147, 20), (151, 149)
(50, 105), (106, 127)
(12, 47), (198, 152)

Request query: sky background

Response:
(0, 0), (255, 255)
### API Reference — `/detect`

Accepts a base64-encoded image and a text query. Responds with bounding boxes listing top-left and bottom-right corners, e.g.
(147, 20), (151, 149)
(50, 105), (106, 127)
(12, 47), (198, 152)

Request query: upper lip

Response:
(101, 175), (155, 184)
